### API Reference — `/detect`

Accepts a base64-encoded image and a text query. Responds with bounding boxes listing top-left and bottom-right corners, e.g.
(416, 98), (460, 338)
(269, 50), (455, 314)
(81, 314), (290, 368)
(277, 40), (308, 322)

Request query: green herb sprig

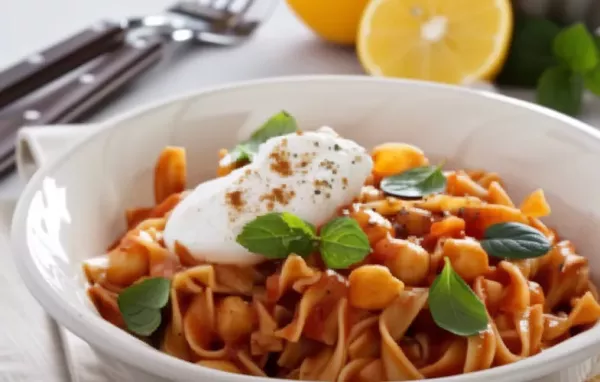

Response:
(380, 163), (447, 198)
(481, 222), (552, 259)
(429, 258), (489, 336)
(228, 111), (298, 163)
(498, 17), (600, 116)
(235, 212), (318, 259)
(117, 277), (171, 336)
(236, 213), (370, 269)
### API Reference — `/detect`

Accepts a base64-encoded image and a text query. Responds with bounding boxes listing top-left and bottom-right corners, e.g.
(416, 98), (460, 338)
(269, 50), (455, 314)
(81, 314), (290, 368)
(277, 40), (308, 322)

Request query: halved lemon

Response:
(357, 0), (513, 84)
(287, 0), (371, 45)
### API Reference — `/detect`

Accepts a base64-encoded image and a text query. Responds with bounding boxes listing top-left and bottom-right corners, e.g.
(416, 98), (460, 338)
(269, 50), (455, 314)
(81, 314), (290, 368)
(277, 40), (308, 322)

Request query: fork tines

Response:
(169, 0), (255, 22)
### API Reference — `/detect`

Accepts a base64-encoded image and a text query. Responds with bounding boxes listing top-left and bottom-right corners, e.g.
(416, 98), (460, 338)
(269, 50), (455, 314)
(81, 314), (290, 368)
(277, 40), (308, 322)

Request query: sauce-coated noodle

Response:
(83, 141), (600, 381)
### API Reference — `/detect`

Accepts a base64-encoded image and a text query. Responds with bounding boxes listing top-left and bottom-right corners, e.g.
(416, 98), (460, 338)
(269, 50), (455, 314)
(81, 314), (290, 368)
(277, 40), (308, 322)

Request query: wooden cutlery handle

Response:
(0, 21), (127, 109)
(0, 36), (164, 177)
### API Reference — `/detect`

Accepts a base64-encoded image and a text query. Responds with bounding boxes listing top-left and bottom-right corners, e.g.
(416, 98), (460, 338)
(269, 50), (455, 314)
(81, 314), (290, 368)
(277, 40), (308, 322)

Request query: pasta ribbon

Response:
(81, 144), (600, 381)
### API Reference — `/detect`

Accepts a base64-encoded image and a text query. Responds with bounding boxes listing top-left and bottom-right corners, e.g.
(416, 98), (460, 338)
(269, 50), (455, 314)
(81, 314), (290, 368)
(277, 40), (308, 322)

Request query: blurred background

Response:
(0, 0), (600, 198)
(0, 0), (598, 118)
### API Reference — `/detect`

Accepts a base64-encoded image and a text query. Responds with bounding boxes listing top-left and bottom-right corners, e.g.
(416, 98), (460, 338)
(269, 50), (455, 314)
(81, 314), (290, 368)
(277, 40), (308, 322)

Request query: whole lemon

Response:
(286, 0), (370, 45)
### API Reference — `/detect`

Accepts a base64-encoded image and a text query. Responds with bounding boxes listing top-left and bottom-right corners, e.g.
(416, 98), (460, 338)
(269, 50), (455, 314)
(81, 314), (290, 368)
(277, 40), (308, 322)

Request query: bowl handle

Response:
(16, 125), (100, 181)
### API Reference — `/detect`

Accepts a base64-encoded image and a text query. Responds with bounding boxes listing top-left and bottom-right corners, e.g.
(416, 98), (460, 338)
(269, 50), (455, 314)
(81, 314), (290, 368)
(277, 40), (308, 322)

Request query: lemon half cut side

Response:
(357, 0), (513, 84)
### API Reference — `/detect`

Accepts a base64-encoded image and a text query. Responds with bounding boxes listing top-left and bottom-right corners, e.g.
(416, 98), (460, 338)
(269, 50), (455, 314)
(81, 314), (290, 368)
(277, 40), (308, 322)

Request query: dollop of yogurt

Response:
(163, 127), (373, 265)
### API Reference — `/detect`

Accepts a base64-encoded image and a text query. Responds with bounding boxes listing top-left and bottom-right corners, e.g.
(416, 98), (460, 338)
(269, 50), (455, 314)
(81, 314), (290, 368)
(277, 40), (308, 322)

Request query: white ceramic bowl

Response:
(11, 76), (600, 382)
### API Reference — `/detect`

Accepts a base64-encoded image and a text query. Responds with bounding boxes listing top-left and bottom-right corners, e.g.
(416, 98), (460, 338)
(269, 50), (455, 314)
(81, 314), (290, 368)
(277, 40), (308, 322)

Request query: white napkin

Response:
(0, 200), (72, 382)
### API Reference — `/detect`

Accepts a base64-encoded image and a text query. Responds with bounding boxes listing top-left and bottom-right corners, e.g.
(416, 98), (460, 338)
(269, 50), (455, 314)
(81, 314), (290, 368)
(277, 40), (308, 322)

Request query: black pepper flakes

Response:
(314, 190), (321, 195)
(333, 143), (341, 151)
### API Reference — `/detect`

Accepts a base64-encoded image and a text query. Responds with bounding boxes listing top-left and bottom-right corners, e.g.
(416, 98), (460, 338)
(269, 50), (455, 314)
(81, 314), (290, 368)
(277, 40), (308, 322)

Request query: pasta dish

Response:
(82, 112), (600, 381)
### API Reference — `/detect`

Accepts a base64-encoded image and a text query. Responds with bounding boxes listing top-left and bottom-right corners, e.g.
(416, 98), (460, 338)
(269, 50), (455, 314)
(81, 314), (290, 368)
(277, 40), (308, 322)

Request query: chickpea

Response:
(374, 237), (430, 286)
(347, 206), (393, 246)
(395, 207), (433, 237)
(443, 238), (489, 282)
(216, 296), (255, 343)
(429, 216), (465, 238)
(371, 143), (428, 180)
(349, 265), (404, 310)
(106, 249), (149, 286)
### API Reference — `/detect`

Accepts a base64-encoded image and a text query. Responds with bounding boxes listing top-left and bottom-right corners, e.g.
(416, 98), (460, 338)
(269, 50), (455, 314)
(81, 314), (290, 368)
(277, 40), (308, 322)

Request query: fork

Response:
(0, 0), (266, 176)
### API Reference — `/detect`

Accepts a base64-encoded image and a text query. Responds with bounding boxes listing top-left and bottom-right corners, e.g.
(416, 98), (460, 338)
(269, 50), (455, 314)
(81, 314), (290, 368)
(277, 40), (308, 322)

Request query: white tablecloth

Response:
(4, 1), (600, 381)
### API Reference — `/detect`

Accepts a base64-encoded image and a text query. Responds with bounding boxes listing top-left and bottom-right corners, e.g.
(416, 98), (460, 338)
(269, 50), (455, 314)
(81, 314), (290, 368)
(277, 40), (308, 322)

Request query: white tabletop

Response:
(2, 2), (600, 381)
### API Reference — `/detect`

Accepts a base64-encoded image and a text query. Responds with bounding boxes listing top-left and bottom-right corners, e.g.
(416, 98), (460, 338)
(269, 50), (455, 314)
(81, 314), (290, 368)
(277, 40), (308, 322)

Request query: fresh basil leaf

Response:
(117, 277), (170, 336)
(429, 258), (488, 337)
(536, 66), (584, 116)
(230, 111), (298, 163)
(380, 164), (446, 198)
(282, 212), (317, 239)
(228, 142), (256, 163)
(481, 222), (551, 259)
(496, 15), (560, 87)
(320, 217), (370, 269)
(236, 212), (317, 258)
(553, 23), (598, 73)
(249, 111), (298, 142)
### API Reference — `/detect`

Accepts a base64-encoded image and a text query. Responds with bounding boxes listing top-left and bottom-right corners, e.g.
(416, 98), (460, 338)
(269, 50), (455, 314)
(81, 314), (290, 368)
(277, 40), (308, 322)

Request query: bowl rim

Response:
(11, 74), (600, 382)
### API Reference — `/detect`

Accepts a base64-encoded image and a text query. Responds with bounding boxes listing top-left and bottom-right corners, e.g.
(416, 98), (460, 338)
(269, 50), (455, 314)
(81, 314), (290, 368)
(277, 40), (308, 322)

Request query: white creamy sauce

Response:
(163, 127), (373, 265)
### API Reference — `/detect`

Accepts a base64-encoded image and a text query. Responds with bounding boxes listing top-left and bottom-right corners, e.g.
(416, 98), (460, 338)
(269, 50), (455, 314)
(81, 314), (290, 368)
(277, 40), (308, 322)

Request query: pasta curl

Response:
(82, 145), (600, 381)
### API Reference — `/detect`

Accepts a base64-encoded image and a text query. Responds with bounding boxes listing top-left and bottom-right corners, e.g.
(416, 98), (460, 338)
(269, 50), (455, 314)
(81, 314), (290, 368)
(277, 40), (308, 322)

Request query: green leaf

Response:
(584, 65), (600, 96)
(229, 111), (298, 163)
(117, 277), (170, 336)
(228, 142), (256, 163)
(481, 222), (551, 259)
(320, 217), (370, 269)
(536, 66), (584, 116)
(236, 212), (317, 258)
(496, 15), (560, 87)
(553, 23), (598, 73)
(281, 213), (317, 239)
(380, 164), (446, 198)
(589, 37), (600, 95)
(249, 111), (298, 142)
(429, 258), (488, 337)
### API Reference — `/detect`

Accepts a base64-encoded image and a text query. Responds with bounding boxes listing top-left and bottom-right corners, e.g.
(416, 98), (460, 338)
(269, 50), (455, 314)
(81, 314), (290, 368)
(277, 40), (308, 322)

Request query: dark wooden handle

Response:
(0, 36), (164, 177)
(0, 21), (127, 109)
